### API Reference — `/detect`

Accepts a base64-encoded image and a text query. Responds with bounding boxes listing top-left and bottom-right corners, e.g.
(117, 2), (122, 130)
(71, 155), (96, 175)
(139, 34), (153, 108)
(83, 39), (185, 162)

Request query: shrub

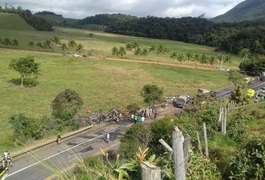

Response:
(126, 103), (140, 114)
(9, 114), (51, 142)
(141, 84), (163, 104)
(51, 89), (84, 124)
(120, 124), (152, 158)
(229, 138), (265, 179)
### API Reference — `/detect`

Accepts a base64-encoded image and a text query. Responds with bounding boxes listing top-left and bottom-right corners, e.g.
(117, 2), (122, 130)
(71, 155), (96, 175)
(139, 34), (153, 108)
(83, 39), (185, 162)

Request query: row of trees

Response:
(112, 41), (232, 67)
(105, 16), (265, 55)
(27, 36), (84, 55)
(0, 38), (18, 46)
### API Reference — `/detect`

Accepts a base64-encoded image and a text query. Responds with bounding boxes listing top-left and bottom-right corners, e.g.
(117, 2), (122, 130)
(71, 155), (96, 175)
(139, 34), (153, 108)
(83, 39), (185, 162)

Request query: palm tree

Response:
(118, 47), (126, 57)
(156, 45), (165, 55)
(76, 43), (84, 54)
(68, 40), (77, 54)
(134, 47), (142, 56)
(217, 54), (224, 68)
(141, 48), (148, 56)
(186, 52), (193, 61)
(209, 56), (215, 66)
(200, 54), (208, 64)
(112, 47), (118, 56)
(52, 36), (61, 45)
(177, 54), (185, 64)
(149, 45), (156, 53)
(170, 52), (178, 64)
(60, 43), (68, 55)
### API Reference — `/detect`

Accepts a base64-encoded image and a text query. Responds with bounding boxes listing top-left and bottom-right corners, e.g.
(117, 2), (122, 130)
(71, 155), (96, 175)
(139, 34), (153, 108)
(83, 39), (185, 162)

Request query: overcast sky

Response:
(2, 0), (245, 19)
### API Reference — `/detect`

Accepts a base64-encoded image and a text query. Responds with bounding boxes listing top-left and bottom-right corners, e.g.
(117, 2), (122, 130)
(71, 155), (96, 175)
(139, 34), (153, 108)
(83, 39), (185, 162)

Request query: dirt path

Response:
(89, 56), (216, 71)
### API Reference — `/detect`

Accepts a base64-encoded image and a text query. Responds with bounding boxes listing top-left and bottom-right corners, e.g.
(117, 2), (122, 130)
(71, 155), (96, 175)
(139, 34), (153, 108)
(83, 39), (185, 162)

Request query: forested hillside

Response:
(212, 0), (265, 23)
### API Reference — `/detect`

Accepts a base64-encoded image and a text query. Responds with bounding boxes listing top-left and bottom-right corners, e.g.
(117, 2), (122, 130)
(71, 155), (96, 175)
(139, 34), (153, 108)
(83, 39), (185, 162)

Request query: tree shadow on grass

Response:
(8, 78), (38, 88)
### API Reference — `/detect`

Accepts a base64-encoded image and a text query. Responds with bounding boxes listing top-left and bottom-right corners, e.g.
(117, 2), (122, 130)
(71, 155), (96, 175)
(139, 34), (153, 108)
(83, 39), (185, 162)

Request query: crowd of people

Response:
(131, 106), (158, 124)
(1, 150), (12, 169)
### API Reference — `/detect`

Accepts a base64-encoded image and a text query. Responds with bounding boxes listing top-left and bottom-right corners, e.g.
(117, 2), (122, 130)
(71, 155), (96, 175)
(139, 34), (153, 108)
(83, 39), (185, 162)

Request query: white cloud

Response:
(1, 0), (245, 19)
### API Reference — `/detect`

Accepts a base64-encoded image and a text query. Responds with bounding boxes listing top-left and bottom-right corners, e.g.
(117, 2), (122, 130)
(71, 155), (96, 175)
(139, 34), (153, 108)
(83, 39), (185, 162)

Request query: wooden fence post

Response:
(172, 127), (186, 180)
(183, 135), (191, 162)
(203, 123), (209, 158)
(196, 131), (203, 155)
(141, 162), (161, 180)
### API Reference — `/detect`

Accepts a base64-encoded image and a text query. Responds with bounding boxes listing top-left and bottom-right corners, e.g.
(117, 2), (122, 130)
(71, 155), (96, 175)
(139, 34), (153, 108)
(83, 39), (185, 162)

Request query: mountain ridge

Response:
(212, 0), (265, 23)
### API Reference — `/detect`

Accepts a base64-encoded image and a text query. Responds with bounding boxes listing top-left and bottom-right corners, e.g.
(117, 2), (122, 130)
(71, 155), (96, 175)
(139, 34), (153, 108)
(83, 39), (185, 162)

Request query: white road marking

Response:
(6, 125), (128, 177)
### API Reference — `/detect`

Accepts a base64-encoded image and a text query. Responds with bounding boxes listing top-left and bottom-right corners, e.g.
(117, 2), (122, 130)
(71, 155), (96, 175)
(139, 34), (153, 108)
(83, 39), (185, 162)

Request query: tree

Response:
(76, 43), (84, 54)
(52, 89), (84, 121)
(12, 39), (18, 46)
(9, 114), (51, 142)
(120, 124), (152, 158)
(170, 52), (178, 63)
(118, 47), (126, 57)
(60, 43), (68, 55)
(9, 56), (40, 87)
(29, 41), (34, 47)
(149, 45), (156, 53)
(51, 36), (61, 45)
(209, 56), (215, 66)
(141, 84), (163, 104)
(68, 40), (77, 53)
(134, 47), (142, 56)
(186, 52), (193, 61)
(112, 47), (118, 56)
(230, 139), (265, 179)
(239, 48), (251, 61)
(228, 70), (246, 87)
(141, 48), (148, 56)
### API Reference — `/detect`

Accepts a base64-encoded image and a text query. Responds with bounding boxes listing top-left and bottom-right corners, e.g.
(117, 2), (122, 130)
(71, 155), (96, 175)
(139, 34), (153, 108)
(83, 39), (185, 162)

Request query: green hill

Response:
(0, 13), (34, 31)
(212, 0), (265, 23)
(35, 11), (77, 26)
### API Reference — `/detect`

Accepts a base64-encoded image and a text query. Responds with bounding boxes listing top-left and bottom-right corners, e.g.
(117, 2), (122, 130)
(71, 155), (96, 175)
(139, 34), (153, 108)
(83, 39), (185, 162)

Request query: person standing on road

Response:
(131, 113), (134, 122)
(134, 115), (138, 124)
(2, 150), (8, 168)
(141, 116), (145, 123)
(57, 134), (62, 145)
(137, 115), (141, 124)
(106, 133), (110, 143)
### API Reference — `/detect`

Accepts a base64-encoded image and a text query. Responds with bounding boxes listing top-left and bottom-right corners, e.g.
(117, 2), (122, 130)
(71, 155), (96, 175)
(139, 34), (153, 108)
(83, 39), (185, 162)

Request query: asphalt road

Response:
(216, 81), (265, 98)
(5, 81), (265, 180)
(5, 120), (132, 180)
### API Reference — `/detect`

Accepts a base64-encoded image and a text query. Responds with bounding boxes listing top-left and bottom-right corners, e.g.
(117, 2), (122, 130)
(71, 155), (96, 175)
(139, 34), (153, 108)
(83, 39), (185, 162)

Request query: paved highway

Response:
(6, 121), (131, 180)
(216, 81), (265, 98)
(5, 81), (265, 180)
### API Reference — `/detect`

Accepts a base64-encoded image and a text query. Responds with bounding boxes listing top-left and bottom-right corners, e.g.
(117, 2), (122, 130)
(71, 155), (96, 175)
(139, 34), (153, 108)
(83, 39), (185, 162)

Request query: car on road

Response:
(173, 95), (190, 108)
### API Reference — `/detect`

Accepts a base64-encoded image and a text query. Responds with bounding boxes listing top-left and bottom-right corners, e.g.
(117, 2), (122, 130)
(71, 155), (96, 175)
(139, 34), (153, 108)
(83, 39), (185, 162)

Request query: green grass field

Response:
(0, 48), (232, 152)
(0, 17), (243, 151)
(0, 13), (34, 31)
(0, 25), (242, 68)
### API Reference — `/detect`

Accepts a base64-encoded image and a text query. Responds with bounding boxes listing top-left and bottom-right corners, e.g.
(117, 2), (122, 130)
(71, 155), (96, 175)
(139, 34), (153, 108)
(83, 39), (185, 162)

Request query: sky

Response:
(1, 0), (245, 19)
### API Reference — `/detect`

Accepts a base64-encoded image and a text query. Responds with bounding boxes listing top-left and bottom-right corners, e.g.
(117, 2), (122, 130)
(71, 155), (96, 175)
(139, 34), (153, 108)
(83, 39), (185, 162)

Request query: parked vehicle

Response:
(173, 95), (190, 108)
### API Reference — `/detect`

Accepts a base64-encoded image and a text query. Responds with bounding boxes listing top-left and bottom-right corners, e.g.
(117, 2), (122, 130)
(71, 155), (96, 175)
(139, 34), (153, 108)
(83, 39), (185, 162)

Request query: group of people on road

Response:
(1, 150), (12, 169)
(131, 106), (158, 124)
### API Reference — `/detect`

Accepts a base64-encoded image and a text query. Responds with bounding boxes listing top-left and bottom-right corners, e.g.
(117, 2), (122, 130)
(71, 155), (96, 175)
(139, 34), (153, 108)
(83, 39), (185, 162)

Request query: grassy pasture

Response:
(0, 13), (34, 31)
(0, 26), (242, 68)
(0, 48), (231, 151)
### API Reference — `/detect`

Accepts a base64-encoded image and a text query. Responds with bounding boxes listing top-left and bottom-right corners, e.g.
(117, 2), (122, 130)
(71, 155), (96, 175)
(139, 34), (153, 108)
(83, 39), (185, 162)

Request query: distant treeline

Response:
(105, 16), (265, 55)
(63, 13), (265, 55)
(0, 6), (53, 31)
